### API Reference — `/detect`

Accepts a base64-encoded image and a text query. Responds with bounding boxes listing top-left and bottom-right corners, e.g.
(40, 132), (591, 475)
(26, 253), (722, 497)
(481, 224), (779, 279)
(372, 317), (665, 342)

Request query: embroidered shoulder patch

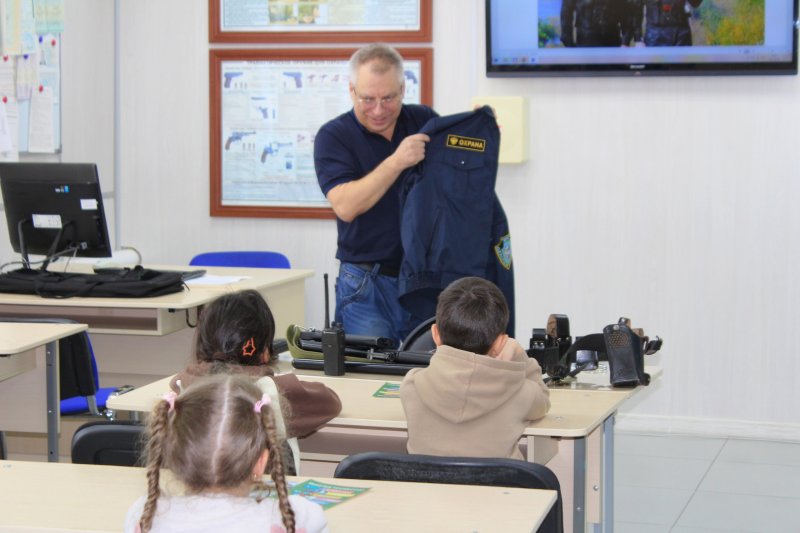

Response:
(446, 134), (486, 152)
(494, 234), (513, 270)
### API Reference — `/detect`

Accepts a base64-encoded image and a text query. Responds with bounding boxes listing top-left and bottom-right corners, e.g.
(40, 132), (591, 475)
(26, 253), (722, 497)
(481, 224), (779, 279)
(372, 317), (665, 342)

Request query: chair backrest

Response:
(58, 330), (99, 399)
(334, 452), (563, 533)
(71, 420), (145, 466)
(189, 251), (290, 269)
(400, 316), (436, 352)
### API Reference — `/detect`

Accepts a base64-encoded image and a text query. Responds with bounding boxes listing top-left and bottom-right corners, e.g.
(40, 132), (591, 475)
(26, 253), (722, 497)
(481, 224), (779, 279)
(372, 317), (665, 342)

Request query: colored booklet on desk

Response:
(373, 382), (400, 398)
(290, 479), (370, 509)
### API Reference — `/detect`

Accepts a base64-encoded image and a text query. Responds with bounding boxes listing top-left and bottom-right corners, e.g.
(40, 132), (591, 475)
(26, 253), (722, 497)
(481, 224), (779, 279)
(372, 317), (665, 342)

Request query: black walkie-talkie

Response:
(322, 273), (345, 376)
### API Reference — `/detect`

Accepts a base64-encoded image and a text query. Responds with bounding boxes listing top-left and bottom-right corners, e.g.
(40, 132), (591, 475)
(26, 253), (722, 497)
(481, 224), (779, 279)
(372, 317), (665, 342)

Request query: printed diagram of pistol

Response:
(404, 70), (418, 84)
(261, 141), (293, 162)
(223, 71), (244, 89)
(225, 131), (256, 150)
(282, 71), (303, 88)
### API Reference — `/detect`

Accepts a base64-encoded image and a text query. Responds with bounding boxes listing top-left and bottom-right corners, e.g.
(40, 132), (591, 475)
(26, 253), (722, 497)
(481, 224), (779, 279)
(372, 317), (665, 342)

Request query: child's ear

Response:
(488, 333), (508, 358)
(260, 348), (271, 364)
(431, 324), (442, 347)
(253, 448), (270, 477)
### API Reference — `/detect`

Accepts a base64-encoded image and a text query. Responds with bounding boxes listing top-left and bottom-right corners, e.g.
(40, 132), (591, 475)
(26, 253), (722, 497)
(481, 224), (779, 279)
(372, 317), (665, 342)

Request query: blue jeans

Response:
(335, 262), (413, 346)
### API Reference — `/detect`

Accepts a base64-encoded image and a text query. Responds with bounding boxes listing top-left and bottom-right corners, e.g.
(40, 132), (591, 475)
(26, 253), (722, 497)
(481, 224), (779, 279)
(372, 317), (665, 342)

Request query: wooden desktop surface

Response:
(0, 265), (313, 310)
(0, 265), (313, 337)
(0, 460), (556, 533)
(1, 322), (87, 386)
(0, 266), (313, 388)
(0, 322), (88, 355)
(108, 365), (657, 440)
(106, 363), (659, 533)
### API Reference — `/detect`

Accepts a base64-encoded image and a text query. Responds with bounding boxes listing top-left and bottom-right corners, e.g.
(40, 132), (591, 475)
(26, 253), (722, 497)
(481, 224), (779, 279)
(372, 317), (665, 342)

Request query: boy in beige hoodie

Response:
(400, 277), (550, 460)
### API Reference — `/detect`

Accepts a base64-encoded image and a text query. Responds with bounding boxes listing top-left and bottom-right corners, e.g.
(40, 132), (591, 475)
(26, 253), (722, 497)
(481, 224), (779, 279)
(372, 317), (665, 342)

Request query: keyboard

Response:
(179, 269), (206, 281)
(92, 267), (206, 281)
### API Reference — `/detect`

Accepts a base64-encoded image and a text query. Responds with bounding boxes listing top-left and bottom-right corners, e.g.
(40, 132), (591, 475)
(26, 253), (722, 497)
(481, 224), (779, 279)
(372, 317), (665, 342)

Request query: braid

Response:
(262, 407), (296, 533)
(139, 401), (171, 533)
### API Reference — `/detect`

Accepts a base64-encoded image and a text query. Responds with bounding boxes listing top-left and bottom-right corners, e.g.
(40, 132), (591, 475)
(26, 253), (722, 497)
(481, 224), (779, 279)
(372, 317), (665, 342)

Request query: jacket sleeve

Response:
(272, 373), (342, 438)
(522, 352), (551, 421)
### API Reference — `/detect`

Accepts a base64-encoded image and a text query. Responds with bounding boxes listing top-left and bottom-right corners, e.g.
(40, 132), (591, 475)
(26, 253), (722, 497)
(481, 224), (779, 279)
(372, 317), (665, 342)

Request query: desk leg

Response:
(574, 436), (587, 532)
(602, 414), (615, 532)
(45, 340), (59, 462)
(542, 437), (588, 533)
(587, 414), (617, 533)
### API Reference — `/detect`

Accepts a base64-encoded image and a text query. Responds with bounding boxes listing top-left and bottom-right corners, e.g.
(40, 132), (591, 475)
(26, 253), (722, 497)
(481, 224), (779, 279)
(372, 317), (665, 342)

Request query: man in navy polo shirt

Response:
(314, 43), (437, 344)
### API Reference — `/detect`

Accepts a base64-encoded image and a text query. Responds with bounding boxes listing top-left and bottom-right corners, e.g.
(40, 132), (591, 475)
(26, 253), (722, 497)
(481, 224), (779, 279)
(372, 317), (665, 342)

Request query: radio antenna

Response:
(324, 273), (330, 328)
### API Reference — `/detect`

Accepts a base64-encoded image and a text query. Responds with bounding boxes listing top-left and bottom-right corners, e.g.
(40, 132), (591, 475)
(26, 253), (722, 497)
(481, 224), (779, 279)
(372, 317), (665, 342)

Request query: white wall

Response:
(5, 0), (799, 440)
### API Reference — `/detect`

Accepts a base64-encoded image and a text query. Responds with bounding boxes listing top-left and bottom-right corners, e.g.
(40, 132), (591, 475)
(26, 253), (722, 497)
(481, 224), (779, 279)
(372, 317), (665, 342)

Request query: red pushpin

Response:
(2, 56), (7, 62)
(51, 39), (56, 46)
(2, 96), (6, 104)
(38, 84), (43, 92)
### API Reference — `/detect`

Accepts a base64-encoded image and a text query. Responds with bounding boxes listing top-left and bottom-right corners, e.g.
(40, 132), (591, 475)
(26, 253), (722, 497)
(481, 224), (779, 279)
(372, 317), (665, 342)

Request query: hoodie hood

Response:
(411, 345), (530, 424)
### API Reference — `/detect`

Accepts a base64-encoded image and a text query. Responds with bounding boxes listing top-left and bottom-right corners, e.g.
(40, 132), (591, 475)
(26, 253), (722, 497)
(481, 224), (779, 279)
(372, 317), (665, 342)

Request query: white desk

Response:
(108, 366), (660, 533)
(0, 460), (556, 533)
(0, 322), (88, 461)
(0, 265), (313, 387)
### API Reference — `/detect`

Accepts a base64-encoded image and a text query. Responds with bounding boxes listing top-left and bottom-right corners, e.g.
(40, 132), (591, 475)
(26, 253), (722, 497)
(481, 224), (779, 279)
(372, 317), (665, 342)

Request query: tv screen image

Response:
(0, 162), (112, 268)
(486, 0), (798, 76)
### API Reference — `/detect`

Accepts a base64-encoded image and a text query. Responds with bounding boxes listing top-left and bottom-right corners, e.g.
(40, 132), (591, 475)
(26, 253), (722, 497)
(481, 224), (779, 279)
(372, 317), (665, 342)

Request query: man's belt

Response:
(352, 262), (400, 278)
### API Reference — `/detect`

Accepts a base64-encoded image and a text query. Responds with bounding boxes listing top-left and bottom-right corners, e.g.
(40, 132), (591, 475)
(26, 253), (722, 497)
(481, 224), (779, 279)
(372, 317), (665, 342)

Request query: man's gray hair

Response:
(349, 43), (405, 86)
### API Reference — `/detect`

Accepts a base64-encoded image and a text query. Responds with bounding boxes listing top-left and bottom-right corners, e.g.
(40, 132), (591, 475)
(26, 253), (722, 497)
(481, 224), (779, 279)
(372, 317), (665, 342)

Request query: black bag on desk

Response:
(0, 266), (185, 298)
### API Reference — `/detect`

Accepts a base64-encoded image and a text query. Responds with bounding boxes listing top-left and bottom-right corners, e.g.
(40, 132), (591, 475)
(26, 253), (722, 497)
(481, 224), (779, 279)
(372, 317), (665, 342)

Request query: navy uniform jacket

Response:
(398, 106), (515, 335)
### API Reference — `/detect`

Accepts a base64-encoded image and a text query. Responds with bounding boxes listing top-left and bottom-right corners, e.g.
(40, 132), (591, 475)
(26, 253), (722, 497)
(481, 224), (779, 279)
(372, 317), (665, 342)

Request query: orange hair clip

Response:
(242, 337), (257, 357)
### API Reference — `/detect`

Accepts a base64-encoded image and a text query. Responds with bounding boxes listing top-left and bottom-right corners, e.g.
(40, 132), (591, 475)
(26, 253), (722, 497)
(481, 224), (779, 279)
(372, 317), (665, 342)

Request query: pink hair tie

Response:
(254, 393), (271, 413)
(162, 391), (177, 412)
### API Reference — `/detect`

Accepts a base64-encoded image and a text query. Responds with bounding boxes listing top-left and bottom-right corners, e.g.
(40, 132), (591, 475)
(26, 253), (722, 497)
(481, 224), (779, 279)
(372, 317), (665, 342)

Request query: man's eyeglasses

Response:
(353, 90), (401, 110)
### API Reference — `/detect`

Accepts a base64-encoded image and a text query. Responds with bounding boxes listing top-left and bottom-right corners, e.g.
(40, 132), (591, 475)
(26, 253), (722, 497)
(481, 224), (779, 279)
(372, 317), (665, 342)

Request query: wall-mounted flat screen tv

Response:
(486, 0), (798, 76)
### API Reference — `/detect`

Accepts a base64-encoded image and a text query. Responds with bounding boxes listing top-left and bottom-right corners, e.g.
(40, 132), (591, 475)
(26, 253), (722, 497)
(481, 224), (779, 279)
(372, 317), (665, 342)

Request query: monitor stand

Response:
(17, 218), (73, 271)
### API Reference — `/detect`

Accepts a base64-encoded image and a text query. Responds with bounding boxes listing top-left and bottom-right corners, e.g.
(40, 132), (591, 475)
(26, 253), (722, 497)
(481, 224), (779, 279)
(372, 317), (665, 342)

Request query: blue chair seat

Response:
(60, 387), (119, 415)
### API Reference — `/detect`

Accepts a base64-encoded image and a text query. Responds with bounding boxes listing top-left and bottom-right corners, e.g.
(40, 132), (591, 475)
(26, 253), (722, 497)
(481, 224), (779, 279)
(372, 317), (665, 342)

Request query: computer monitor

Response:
(0, 162), (112, 268)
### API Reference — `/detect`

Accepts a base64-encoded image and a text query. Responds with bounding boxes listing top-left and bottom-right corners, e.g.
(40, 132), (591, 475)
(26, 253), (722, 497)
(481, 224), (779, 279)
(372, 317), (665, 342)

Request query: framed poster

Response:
(209, 48), (433, 219)
(209, 0), (432, 43)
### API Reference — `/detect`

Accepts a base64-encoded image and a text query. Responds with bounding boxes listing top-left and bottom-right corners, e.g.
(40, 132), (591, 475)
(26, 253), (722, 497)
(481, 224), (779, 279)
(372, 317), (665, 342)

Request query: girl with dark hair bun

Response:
(169, 290), (341, 473)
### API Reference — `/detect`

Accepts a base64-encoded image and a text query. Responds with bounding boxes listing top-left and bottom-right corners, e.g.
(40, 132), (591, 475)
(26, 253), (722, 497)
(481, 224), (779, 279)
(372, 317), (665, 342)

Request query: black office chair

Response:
(400, 316), (436, 352)
(70, 420), (145, 466)
(334, 452), (563, 533)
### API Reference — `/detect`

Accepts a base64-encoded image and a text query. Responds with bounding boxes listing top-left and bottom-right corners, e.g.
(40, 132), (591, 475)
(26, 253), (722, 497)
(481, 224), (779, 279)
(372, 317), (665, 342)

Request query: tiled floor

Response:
(614, 433), (800, 532)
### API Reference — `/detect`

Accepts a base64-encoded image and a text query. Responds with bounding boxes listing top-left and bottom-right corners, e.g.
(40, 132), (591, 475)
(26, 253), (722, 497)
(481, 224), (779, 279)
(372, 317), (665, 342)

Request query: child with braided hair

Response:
(124, 374), (329, 533)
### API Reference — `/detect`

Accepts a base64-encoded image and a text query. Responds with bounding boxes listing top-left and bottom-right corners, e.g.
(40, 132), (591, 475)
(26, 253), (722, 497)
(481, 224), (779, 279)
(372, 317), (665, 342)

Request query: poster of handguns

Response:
(216, 52), (425, 211)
